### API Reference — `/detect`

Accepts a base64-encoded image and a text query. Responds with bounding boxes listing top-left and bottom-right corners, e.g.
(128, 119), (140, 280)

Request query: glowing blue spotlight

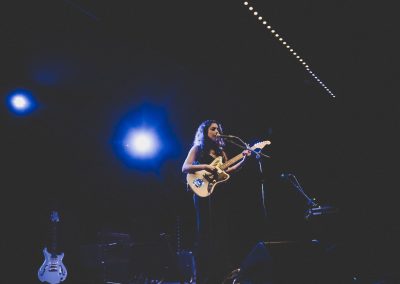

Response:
(12, 95), (30, 109)
(6, 90), (37, 115)
(112, 102), (181, 172)
(124, 128), (160, 159)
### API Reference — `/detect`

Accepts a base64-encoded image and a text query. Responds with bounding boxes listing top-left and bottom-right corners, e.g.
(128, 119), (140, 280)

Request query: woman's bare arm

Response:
(182, 146), (216, 174)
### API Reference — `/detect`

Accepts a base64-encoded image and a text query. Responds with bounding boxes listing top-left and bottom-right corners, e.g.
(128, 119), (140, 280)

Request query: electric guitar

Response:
(187, 140), (270, 197)
(38, 211), (68, 284)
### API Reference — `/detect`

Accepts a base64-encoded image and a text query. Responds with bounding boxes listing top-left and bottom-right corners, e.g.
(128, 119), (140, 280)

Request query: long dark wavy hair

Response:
(193, 119), (226, 160)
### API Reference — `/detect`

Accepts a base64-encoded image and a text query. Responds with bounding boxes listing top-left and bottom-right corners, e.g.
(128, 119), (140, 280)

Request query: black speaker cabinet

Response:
(236, 242), (273, 284)
(234, 240), (326, 284)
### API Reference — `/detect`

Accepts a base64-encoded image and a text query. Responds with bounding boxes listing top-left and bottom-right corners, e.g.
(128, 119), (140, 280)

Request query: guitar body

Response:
(186, 156), (230, 197)
(38, 247), (68, 284)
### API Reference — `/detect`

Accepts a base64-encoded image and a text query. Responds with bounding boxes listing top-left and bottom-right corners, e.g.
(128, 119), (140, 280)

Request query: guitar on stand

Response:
(38, 211), (68, 284)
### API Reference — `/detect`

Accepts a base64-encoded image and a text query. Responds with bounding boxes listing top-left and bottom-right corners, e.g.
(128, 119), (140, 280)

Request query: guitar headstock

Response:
(251, 140), (271, 152)
(50, 211), (60, 223)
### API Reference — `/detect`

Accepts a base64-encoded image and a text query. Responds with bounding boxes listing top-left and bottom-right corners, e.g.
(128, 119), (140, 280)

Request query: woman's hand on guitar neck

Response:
(243, 149), (252, 156)
(226, 150), (251, 173)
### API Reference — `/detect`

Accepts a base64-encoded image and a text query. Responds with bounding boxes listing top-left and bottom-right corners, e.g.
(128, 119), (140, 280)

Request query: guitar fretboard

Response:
(48, 211), (60, 256)
(219, 142), (266, 171)
(219, 152), (246, 171)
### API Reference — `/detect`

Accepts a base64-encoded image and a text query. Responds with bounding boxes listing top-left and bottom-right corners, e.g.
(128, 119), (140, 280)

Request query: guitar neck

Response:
(49, 223), (58, 255)
(220, 142), (267, 171)
(220, 152), (246, 171)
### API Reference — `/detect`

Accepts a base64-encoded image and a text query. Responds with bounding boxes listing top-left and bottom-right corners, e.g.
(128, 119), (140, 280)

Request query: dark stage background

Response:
(1, 1), (399, 283)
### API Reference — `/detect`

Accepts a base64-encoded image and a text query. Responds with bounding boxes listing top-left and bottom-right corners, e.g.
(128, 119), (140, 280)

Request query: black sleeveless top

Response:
(194, 146), (226, 166)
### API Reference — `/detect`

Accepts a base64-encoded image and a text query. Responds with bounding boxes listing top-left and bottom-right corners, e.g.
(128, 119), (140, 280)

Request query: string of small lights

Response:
(243, 1), (335, 98)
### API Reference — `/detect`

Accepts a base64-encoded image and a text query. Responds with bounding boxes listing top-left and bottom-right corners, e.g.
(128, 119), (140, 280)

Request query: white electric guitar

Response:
(38, 211), (68, 284)
(187, 140), (270, 197)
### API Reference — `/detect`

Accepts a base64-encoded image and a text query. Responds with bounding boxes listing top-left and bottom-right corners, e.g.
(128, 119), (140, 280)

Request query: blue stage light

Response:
(6, 90), (37, 115)
(124, 128), (160, 159)
(112, 102), (181, 172)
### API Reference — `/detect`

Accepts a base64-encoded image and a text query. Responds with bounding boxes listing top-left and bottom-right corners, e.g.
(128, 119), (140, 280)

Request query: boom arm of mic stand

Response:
(288, 174), (318, 207)
(225, 137), (271, 159)
(285, 174), (338, 219)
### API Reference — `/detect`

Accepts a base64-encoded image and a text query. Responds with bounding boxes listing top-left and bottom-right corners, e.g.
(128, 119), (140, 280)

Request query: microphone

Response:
(216, 134), (235, 138)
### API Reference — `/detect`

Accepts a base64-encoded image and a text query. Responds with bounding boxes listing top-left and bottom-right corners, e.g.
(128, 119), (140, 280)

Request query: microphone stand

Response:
(284, 174), (318, 207)
(283, 173), (337, 219)
(222, 135), (270, 219)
